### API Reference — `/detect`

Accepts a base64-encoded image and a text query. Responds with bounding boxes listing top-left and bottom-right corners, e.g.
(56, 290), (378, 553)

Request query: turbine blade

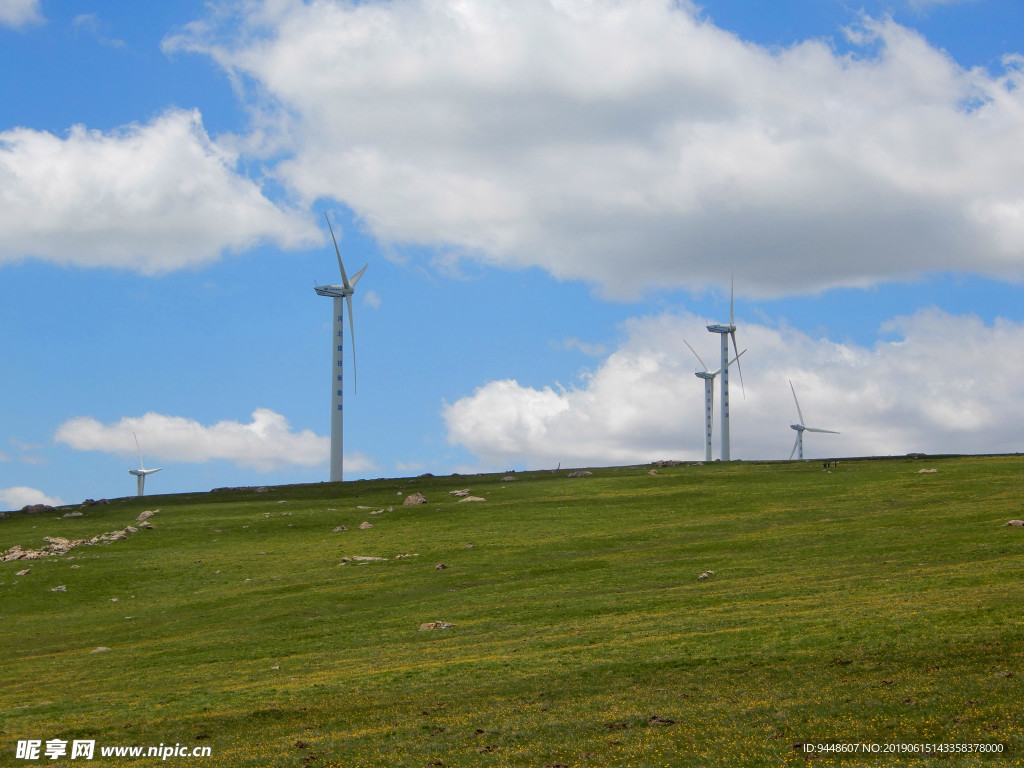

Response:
(325, 213), (351, 287)
(684, 338), (709, 371)
(350, 263), (368, 288)
(789, 434), (799, 460)
(729, 274), (734, 326)
(804, 427), (840, 434)
(346, 294), (357, 393)
(730, 331), (745, 397)
(133, 432), (143, 470)
(789, 380), (805, 426)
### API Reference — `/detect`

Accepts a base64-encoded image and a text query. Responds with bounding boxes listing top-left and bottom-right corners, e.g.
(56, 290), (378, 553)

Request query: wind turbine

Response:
(314, 213), (368, 483)
(705, 277), (745, 460)
(788, 380), (839, 460)
(684, 340), (746, 462)
(128, 432), (161, 497)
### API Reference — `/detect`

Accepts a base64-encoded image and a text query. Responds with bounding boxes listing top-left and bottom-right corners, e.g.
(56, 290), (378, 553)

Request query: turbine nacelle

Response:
(314, 284), (355, 298)
(705, 323), (735, 334)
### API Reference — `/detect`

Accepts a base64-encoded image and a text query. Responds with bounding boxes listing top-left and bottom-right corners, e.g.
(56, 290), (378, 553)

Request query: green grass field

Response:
(1, 455), (1022, 767)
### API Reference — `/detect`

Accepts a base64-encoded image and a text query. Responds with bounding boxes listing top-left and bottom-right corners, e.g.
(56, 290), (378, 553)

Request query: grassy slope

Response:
(0, 456), (1022, 767)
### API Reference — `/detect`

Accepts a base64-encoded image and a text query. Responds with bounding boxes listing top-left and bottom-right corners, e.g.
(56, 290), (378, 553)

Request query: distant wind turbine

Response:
(315, 213), (368, 483)
(788, 380), (839, 460)
(684, 340), (745, 462)
(128, 432), (161, 497)
(705, 277), (745, 461)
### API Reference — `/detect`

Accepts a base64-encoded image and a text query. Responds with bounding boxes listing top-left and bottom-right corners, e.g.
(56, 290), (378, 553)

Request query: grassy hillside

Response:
(1, 456), (1022, 767)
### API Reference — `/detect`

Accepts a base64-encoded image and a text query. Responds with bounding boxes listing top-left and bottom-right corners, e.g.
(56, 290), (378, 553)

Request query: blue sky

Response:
(2, 0), (1023, 509)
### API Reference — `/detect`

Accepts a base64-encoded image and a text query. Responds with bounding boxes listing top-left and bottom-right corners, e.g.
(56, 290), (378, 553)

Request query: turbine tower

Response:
(684, 340), (745, 462)
(789, 380), (839, 460)
(315, 213), (367, 483)
(128, 432), (161, 497)
(705, 277), (744, 461)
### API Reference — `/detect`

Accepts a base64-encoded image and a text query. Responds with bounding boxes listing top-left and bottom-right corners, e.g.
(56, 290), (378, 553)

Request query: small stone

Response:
(15, 569), (30, 576)
(1004, 520), (1024, 527)
(359, 522), (373, 530)
(501, 476), (518, 482)
(419, 621), (454, 631)
(63, 511), (83, 518)
(435, 563), (448, 570)
(567, 470), (593, 478)
(698, 570), (715, 580)
(459, 496), (486, 503)
(50, 585), (67, 592)
(90, 647), (112, 654)
(404, 492), (428, 506)
(649, 469), (659, 476)
(333, 525), (348, 532)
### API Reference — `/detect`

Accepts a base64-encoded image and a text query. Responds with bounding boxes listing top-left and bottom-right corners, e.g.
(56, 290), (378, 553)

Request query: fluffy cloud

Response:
(55, 408), (333, 472)
(0, 0), (41, 28)
(444, 309), (1024, 468)
(0, 486), (63, 510)
(170, 0), (1024, 296)
(0, 109), (318, 272)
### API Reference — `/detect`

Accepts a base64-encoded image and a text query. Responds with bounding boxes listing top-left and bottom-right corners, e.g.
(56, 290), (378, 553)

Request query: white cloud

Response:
(363, 289), (382, 308)
(0, 486), (63, 510)
(560, 337), (609, 357)
(0, 0), (41, 28)
(171, 0), (1024, 297)
(54, 408), (330, 472)
(444, 309), (1024, 467)
(395, 460), (426, 473)
(346, 452), (379, 473)
(72, 14), (126, 48)
(0, 109), (318, 273)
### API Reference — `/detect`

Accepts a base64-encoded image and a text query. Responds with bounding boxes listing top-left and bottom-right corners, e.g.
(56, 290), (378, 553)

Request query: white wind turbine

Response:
(315, 213), (368, 483)
(128, 432), (161, 497)
(788, 380), (839, 460)
(684, 340), (746, 462)
(705, 277), (745, 461)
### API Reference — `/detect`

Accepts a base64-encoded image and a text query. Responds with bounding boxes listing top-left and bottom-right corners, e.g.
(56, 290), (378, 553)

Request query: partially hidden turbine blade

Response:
(346, 294), (357, 394)
(730, 331), (745, 397)
(709, 383), (714, 434)
(790, 434), (800, 460)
